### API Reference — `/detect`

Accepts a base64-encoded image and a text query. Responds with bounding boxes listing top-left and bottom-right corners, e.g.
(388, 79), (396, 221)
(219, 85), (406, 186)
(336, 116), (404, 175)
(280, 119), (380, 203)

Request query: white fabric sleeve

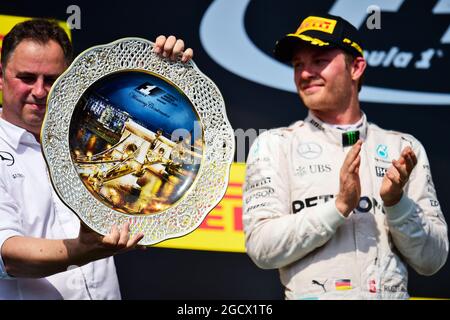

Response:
(243, 131), (346, 269)
(385, 139), (448, 275)
(0, 177), (23, 279)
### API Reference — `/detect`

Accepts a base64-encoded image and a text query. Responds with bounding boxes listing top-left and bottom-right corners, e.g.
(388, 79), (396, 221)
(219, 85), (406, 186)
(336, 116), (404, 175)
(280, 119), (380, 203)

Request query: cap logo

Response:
(298, 34), (329, 47)
(296, 16), (337, 35)
(343, 38), (363, 55)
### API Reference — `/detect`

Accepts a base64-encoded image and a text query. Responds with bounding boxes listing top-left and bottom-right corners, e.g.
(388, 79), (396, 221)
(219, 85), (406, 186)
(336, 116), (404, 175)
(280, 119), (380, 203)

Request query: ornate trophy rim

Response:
(41, 37), (234, 245)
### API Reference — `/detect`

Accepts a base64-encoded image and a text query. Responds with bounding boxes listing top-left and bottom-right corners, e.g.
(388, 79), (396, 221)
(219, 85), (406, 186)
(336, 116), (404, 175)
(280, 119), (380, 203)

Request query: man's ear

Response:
(351, 57), (366, 82)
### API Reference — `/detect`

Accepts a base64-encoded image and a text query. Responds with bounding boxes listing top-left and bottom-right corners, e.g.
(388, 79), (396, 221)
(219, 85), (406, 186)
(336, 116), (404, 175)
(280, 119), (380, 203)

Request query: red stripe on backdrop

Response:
(224, 194), (243, 200)
(228, 182), (243, 188)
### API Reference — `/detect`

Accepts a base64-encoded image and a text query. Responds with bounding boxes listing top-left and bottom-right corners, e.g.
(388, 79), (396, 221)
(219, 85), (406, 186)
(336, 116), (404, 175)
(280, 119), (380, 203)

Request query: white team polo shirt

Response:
(0, 116), (121, 299)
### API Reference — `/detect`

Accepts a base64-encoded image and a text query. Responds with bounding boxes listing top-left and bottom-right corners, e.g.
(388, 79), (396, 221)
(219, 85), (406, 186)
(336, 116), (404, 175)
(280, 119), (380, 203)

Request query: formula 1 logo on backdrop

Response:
(200, 0), (450, 105)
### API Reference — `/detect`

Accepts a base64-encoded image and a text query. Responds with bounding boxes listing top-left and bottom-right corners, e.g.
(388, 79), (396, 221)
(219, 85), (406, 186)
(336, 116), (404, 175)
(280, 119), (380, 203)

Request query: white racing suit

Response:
(243, 112), (448, 299)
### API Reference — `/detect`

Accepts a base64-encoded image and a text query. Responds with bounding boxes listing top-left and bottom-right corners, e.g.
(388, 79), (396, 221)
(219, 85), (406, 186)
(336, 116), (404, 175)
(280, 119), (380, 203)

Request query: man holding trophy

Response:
(0, 18), (193, 299)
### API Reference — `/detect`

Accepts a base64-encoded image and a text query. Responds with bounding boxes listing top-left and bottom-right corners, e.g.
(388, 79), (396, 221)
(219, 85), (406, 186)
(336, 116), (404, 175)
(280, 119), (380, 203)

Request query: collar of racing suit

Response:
(305, 111), (368, 148)
(0, 116), (37, 150)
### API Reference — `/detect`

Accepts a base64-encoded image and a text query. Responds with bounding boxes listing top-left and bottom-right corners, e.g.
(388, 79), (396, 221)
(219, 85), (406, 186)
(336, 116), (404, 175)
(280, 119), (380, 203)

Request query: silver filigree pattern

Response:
(42, 38), (234, 245)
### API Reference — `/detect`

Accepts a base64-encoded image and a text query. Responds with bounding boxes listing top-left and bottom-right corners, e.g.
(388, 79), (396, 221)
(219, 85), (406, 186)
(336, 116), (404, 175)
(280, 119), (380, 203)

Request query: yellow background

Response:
(156, 162), (246, 252)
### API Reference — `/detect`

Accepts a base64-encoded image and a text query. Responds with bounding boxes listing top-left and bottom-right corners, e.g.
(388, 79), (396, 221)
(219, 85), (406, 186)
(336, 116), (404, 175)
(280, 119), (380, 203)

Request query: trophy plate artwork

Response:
(41, 38), (234, 245)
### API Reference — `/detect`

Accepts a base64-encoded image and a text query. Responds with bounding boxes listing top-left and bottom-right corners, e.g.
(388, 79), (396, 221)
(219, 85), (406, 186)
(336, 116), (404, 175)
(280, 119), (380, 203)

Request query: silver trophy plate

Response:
(41, 38), (234, 245)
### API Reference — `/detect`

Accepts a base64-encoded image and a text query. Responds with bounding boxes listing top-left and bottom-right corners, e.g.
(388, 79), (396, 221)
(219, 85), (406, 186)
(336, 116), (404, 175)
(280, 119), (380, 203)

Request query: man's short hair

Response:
(1, 18), (73, 67)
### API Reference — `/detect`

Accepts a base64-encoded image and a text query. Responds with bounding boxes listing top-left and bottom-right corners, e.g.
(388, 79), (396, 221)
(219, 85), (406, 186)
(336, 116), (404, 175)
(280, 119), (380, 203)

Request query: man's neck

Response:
(311, 99), (362, 125)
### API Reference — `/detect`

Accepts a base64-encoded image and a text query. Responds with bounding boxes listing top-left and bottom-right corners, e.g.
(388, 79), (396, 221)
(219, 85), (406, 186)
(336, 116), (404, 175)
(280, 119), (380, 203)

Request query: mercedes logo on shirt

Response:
(0, 151), (15, 166)
(297, 143), (322, 159)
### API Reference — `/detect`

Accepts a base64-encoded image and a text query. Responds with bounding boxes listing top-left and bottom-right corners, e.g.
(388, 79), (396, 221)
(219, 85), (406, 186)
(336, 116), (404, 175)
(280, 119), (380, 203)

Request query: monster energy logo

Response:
(342, 131), (360, 146)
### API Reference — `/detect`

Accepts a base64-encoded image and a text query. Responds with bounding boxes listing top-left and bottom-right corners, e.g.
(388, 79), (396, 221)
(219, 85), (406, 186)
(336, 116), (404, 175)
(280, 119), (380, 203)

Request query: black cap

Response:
(274, 14), (364, 62)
